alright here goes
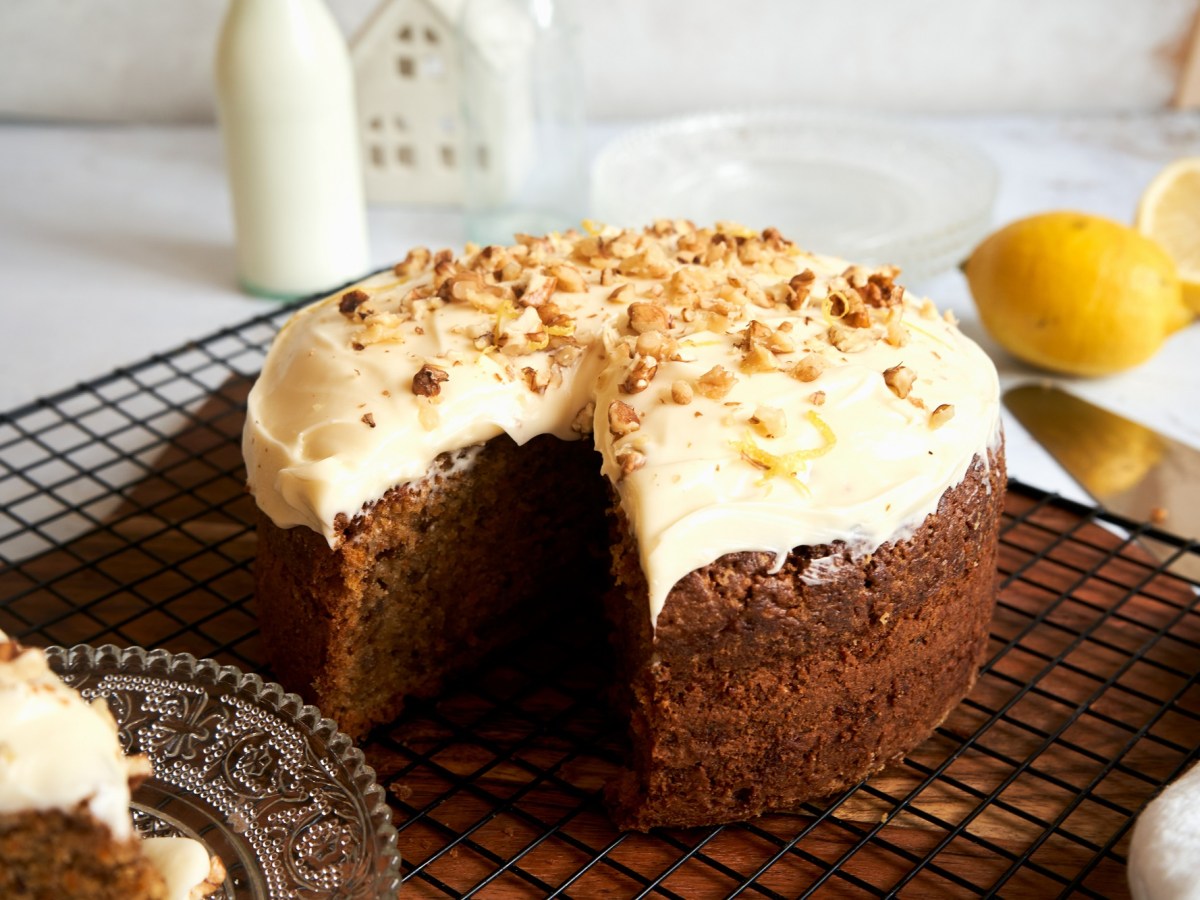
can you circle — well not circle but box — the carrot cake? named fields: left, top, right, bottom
left=0, top=630, right=224, bottom=899
left=244, top=221, right=1005, bottom=829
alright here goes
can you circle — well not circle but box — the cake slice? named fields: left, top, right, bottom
left=0, top=630, right=224, bottom=900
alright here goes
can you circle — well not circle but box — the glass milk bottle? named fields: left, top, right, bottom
left=215, top=0, right=369, bottom=299
left=459, top=0, right=586, bottom=246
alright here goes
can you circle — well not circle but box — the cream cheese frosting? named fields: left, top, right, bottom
left=0, top=629, right=144, bottom=840
left=244, top=222, right=1001, bottom=623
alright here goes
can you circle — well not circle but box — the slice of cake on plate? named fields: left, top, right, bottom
left=0, top=630, right=224, bottom=899
left=245, top=221, right=1005, bottom=829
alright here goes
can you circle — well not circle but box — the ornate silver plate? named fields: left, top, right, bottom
left=46, top=643, right=401, bottom=899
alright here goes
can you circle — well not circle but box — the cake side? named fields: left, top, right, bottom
left=605, top=447, right=1005, bottom=831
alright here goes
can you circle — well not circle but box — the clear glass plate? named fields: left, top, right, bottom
left=591, top=110, right=998, bottom=283
left=45, top=644, right=402, bottom=900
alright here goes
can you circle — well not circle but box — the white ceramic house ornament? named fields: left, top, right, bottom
left=351, top=0, right=468, bottom=205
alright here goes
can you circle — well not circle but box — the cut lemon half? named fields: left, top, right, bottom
left=1136, top=157, right=1200, bottom=315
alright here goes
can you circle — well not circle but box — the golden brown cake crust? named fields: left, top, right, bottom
left=604, top=447, right=1006, bottom=830
left=0, top=806, right=166, bottom=900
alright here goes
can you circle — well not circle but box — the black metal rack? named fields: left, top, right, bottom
left=1, top=301, right=1197, bottom=898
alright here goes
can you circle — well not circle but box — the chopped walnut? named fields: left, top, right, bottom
left=443, top=271, right=511, bottom=312
left=735, top=320, right=772, bottom=351
left=517, top=271, right=558, bottom=307
left=695, top=365, right=736, bottom=399
left=885, top=317, right=909, bottom=347
left=548, top=263, right=587, bottom=293
left=787, top=269, right=816, bottom=309
left=618, top=447, right=647, bottom=477
left=767, top=329, right=796, bottom=354
left=825, top=289, right=871, bottom=329
left=828, top=323, right=875, bottom=353
left=412, top=363, right=449, bottom=397
left=667, top=266, right=713, bottom=306
left=791, top=353, right=826, bottom=382
left=522, top=366, right=550, bottom=395
left=571, top=400, right=595, bottom=435
left=608, top=400, right=641, bottom=436
left=740, top=343, right=779, bottom=373
left=552, top=343, right=582, bottom=367
left=393, top=247, right=432, bottom=278
left=599, top=267, right=615, bottom=287
left=930, top=403, right=955, bottom=429
left=495, top=305, right=546, bottom=355
left=622, top=355, right=659, bottom=394
left=628, top=302, right=671, bottom=334
left=338, top=289, right=370, bottom=317
left=671, top=380, right=694, bottom=404
left=361, top=412, right=376, bottom=428
left=852, top=267, right=904, bottom=308
left=607, top=283, right=635, bottom=304
left=635, top=330, right=669, bottom=359
left=618, top=242, right=671, bottom=279
left=808, top=390, right=826, bottom=406
left=883, top=364, right=915, bottom=399
left=749, top=405, right=786, bottom=439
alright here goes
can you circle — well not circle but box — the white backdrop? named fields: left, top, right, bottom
left=0, top=0, right=1196, bottom=122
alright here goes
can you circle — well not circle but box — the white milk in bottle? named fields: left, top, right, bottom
left=215, top=0, right=369, bottom=299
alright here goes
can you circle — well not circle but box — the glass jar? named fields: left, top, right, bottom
left=458, top=0, right=587, bottom=245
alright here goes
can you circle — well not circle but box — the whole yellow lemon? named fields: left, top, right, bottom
left=964, top=211, right=1191, bottom=376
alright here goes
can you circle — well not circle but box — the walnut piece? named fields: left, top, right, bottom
left=628, top=301, right=671, bottom=334
left=740, top=344, right=779, bottom=373
left=518, top=271, right=558, bottom=308
left=790, top=353, right=826, bottom=383
left=393, top=246, right=432, bottom=278
left=828, top=322, right=875, bottom=353
left=412, top=363, right=449, bottom=397
left=787, top=269, right=816, bottom=309
left=749, top=405, right=786, bottom=439
left=608, top=399, right=641, bottom=436
left=338, top=289, right=370, bottom=317
left=883, top=364, right=915, bottom=399
left=671, top=380, right=694, bottom=404
left=361, top=412, right=376, bottom=428
left=929, top=403, right=955, bottom=429
left=695, top=365, right=736, bottom=400
left=622, top=355, right=659, bottom=394
left=548, top=263, right=587, bottom=293
left=618, top=448, right=646, bottom=477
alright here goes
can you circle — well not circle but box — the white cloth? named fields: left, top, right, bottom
left=1129, top=762, right=1200, bottom=900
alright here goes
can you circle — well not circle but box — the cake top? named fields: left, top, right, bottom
left=244, top=222, right=1001, bottom=622
left=0, top=629, right=146, bottom=839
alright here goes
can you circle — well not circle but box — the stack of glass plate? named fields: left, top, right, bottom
left=591, top=111, right=998, bottom=283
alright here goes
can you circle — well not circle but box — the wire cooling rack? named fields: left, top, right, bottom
left=1, top=301, right=1197, bottom=899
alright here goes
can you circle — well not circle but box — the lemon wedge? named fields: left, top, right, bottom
left=1136, top=157, right=1200, bottom=316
